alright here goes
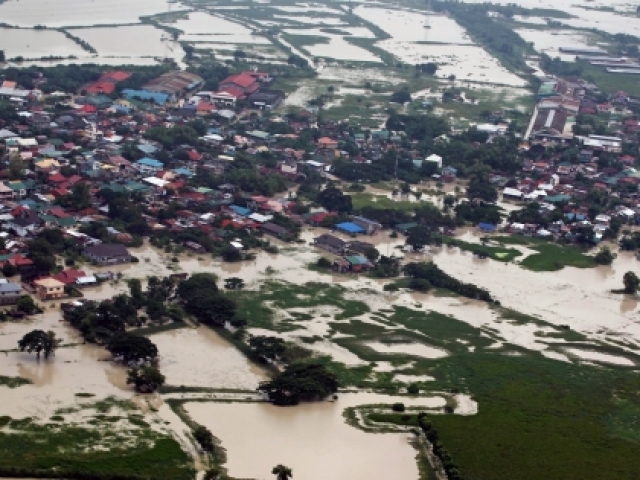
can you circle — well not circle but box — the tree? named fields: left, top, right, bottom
left=177, top=273, right=236, bottom=326
left=127, top=278, right=144, bottom=308
left=594, top=246, right=616, bottom=265
left=623, top=271, right=640, bottom=294
left=221, top=245, right=242, bottom=262
left=258, top=362, right=339, bottom=406
left=204, top=468, right=221, bottom=480
left=2, top=261, right=17, bottom=278
left=317, top=186, right=352, bottom=214
left=363, top=246, right=380, bottom=262
left=406, top=225, right=433, bottom=252
left=249, top=336, right=286, bottom=363
left=106, top=333, right=158, bottom=364
left=224, top=277, right=245, bottom=290
left=272, top=465, right=293, bottom=480
left=18, top=329, right=59, bottom=359
left=16, top=295, right=37, bottom=315
left=127, top=366, right=165, bottom=393
left=390, top=88, right=411, bottom=104
left=193, top=425, right=215, bottom=452
left=8, top=156, right=23, bottom=180
left=0, top=50, right=5, bottom=63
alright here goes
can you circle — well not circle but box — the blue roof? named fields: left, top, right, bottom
left=136, top=157, right=163, bottom=168
left=336, top=222, right=365, bottom=234
left=173, top=168, right=193, bottom=177
left=478, top=223, right=496, bottom=232
left=137, top=144, right=158, bottom=154
left=122, top=89, right=169, bottom=105
left=230, top=205, right=251, bottom=216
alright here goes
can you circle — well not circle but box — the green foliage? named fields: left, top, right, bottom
left=521, top=244, right=597, bottom=271
left=249, top=336, right=286, bottom=363
left=126, top=367, right=165, bottom=393
left=392, top=402, right=405, bottom=412
left=177, top=273, right=236, bottom=326
left=594, top=246, right=616, bottom=265
left=16, top=295, right=37, bottom=314
left=0, top=375, right=32, bottom=388
left=258, top=362, right=339, bottom=406
left=317, top=185, right=353, bottom=213
left=18, top=330, right=59, bottom=359
left=623, top=271, right=640, bottom=294
left=106, top=333, right=158, bottom=364
left=272, top=464, right=293, bottom=480
left=193, top=425, right=215, bottom=452
left=403, top=262, right=494, bottom=302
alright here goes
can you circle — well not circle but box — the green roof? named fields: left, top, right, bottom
left=544, top=194, right=571, bottom=203
left=6, top=182, right=26, bottom=191
left=56, top=217, right=77, bottom=227
left=395, top=222, right=418, bottom=231
left=246, top=130, right=272, bottom=140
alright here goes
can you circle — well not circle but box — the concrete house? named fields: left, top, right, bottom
left=84, top=244, right=131, bottom=265
left=313, top=234, right=346, bottom=255
left=33, top=277, right=65, bottom=300
left=0, top=282, right=23, bottom=305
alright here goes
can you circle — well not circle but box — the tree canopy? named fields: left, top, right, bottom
left=106, top=333, right=158, bottom=364
left=258, top=362, right=339, bottom=406
left=18, top=330, right=59, bottom=359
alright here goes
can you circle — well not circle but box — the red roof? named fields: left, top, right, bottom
left=79, top=104, right=97, bottom=113
left=8, top=254, right=33, bottom=267
left=197, top=102, right=215, bottom=112
left=48, top=173, right=66, bottom=184
left=221, top=72, right=257, bottom=89
left=52, top=269, right=87, bottom=285
left=216, top=86, right=244, bottom=99
left=188, top=150, right=202, bottom=161
left=100, top=71, right=130, bottom=82
left=86, top=82, right=116, bottom=94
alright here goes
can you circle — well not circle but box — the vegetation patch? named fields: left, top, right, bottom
left=0, top=375, right=32, bottom=388
left=520, top=243, right=597, bottom=271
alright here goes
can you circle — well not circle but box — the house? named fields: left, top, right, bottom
left=260, top=222, right=289, bottom=240
left=84, top=244, right=131, bottom=265
left=134, top=157, right=164, bottom=174
left=425, top=154, right=443, bottom=169
left=336, top=222, right=365, bottom=235
left=345, top=240, right=375, bottom=256
left=33, top=277, right=66, bottom=300
left=51, top=269, right=87, bottom=286
left=218, top=72, right=261, bottom=98
left=0, top=282, right=23, bottom=305
left=318, top=137, right=338, bottom=150
left=350, top=216, right=382, bottom=235
left=313, top=234, right=346, bottom=255
left=248, top=89, right=285, bottom=109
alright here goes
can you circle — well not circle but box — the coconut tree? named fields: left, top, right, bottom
left=272, top=465, right=293, bottom=480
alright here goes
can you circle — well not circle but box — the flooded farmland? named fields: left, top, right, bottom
left=185, top=392, right=449, bottom=480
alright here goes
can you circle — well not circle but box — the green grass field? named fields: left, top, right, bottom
left=521, top=243, right=596, bottom=271
left=0, top=397, right=193, bottom=479
left=444, top=237, right=523, bottom=262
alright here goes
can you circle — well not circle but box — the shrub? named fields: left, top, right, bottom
left=392, top=402, right=405, bottom=412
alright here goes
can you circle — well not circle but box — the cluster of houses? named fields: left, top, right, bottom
left=0, top=62, right=638, bottom=309
left=526, top=78, right=638, bottom=145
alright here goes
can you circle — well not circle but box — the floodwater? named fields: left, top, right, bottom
left=366, top=341, right=449, bottom=359
left=152, top=327, right=268, bottom=389
left=71, top=25, right=185, bottom=65
left=0, top=27, right=86, bottom=60
left=564, top=348, right=635, bottom=366
left=0, top=0, right=180, bottom=27
left=516, top=28, right=599, bottom=62
left=283, top=28, right=381, bottom=63
left=185, top=392, right=447, bottom=480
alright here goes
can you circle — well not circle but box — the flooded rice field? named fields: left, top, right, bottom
left=0, top=0, right=181, bottom=27
left=185, top=392, right=449, bottom=480
left=0, top=28, right=87, bottom=59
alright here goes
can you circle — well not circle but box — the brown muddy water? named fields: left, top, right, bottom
left=185, top=392, right=448, bottom=480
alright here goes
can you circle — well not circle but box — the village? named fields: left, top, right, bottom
left=1, top=46, right=640, bottom=480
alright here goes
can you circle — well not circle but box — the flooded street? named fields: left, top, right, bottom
left=185, top=392, right=448, bottom=480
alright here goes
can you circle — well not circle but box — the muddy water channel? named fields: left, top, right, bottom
left=186, top=393, right=447, bottom=480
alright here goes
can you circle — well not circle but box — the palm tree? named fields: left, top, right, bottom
left=272, top=464, right=293, bottom=480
